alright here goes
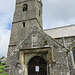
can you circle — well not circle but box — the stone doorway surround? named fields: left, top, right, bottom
left=19, top=46, right=55, bottom=75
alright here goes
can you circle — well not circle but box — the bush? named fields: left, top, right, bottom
left=1, top=63, right=6, bottom=65
left=0, top=66, right=5, bottom=74
left=0, top=66, right=5, bottom=69
left=0, top=66, right=5, bottom=68
left=0, top=69, right=3, bottom=73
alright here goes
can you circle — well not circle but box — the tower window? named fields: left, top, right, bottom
left=23, top=4, right=28, bottom=12
left=23, top=22, right=25, bottom=27
left=39, top=10, right=40, bottom=16
left=72, top=47, right=75, bottom=62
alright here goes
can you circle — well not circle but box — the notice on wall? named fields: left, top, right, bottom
left=19, top=70, right=22, bottom=74
left=35, top=66, right=39, bottom=72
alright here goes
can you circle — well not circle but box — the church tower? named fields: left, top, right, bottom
left=7, top=0, right=43, bottom=56
left=10, top=0, right=42, bottom=45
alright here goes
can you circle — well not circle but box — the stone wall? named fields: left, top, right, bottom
left=55, top=36, right=75, bottom=48
left=55, top=36, right=75, bottom=75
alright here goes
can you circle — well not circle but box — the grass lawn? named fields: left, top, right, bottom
left=0, top=73, right=8, bottom=75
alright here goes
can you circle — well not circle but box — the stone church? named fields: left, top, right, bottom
left=7, top=0, right=75, bottom=75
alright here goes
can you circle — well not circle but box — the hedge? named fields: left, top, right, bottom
left=0, top=66, right=5, bottom=69
left=0, top=69, right=3, bottom=73
left=1, top=63, right=6, bottom=65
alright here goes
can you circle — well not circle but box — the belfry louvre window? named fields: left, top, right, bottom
left=23, top=4, right=28, bottom=12
left=72, top=47, right=75, bottom=62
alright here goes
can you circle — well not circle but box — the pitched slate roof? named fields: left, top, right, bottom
left=44, top=25, right=75, bottom=38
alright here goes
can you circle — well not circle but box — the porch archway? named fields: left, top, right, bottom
left=28, top=56, right=47, bottom=75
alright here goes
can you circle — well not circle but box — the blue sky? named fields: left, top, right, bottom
left=0, top=0, right=75, bottom=57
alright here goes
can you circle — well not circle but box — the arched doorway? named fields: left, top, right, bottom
left=28, top=56, right=47, bottom=75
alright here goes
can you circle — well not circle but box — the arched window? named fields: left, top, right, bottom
left=23, top=4, right=28, bottom=12
left=72, top=47, right=75, bottom=62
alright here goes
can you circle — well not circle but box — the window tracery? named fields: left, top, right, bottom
left=23, top=4, right=28, bottom=12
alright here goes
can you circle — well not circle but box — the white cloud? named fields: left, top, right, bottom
left=42, top=0, right=75, bottom=29
left=0, top=0, right=15, bottom=14
left=0, top=29, right=10, bottom=57
left=0, top=0, right=15, bottom=57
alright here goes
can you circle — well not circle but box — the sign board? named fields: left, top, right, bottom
left=19, top=70, right=22, bottom=74
left=35, top=66, right=39, bottom=72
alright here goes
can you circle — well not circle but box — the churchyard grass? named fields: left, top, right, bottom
left=0, top=73, right=8, bottom=75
